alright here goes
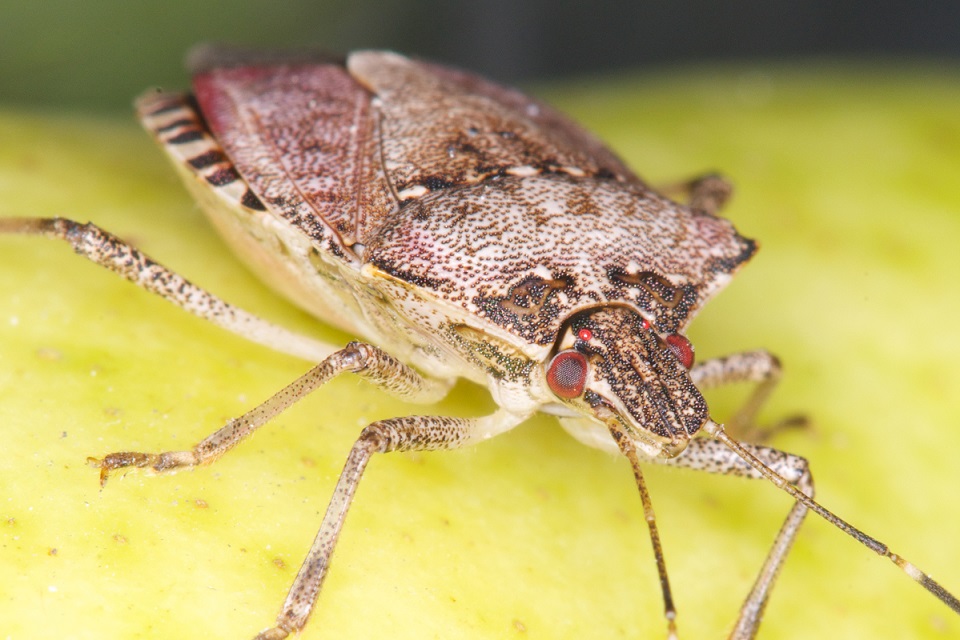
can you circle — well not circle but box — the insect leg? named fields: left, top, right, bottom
left=690, top=350, right=802, bottom=442
left=254, top=409, right=530, bottom=640
left=90, top=342, right=453, bottom=485
left=0, top=216, right=334, bottom=361
left=704, top=423, right=960, bottom=634
left=658, top=173, right=733, bottom=216
left=646, top=437, right=810, bottom=639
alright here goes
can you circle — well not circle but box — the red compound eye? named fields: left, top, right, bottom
left=546, top=350, right=588, bottom=399
left=665, top=333, right=695, bottom=369
left=577, top=328, right=593, bottom=342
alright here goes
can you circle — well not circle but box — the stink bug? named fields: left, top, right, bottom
left=1, top=46, right=958, bottom=639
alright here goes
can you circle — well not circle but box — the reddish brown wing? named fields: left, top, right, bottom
left=347, top=51, right=641, bottom=197
left=191, top=48, right=645, bottom=258
left=188, top=47, right=754, bottom=341
left=192, top=56, right=392, bottom=255
left=414, top=58, right=641, bottom=184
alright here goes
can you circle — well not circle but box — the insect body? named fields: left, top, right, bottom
left=2, top=47, right=958, bottom=639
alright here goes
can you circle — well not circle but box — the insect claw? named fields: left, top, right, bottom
left=85, top=456, right=110, bottom=487
left=253, top=626, right=290, bottom=640
left=98, top=466, right=110, bottom=488
left=87, top=451, right=160, bottom=487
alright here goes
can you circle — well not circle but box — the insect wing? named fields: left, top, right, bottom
left=347, top=51, right=636, bottom=197
left=414, top=59, right=641, bottom=184
left=192, top=55, right=392, bottom=254
left=188, top=48, right=756, bottom=343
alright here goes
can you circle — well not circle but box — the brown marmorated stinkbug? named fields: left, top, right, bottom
left=1, top=46, right=958, bottom=639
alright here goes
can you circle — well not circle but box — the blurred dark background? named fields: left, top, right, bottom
left=2, top=0, right=959, bottom=111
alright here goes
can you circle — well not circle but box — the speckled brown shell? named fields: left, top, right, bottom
left=189, top=48, right=755, bottom=347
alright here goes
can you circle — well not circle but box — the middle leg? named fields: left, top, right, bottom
left=91, top=341, right=454, bottom=484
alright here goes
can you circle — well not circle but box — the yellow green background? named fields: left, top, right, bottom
left=1, top=63, right=958, bottom=639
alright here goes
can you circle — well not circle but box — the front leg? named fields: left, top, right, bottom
left=562, top=350, right=797, bottom=638
left=647, top=438, right=811, bottom=639
left=701, top=422, right=960, bottom=636
left=255, top=409, right=529, bottom=640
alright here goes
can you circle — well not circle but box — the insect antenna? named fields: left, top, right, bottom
left=612, top=427, right=680, bottom=640
left=703, top=420, right=960, bottom=614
